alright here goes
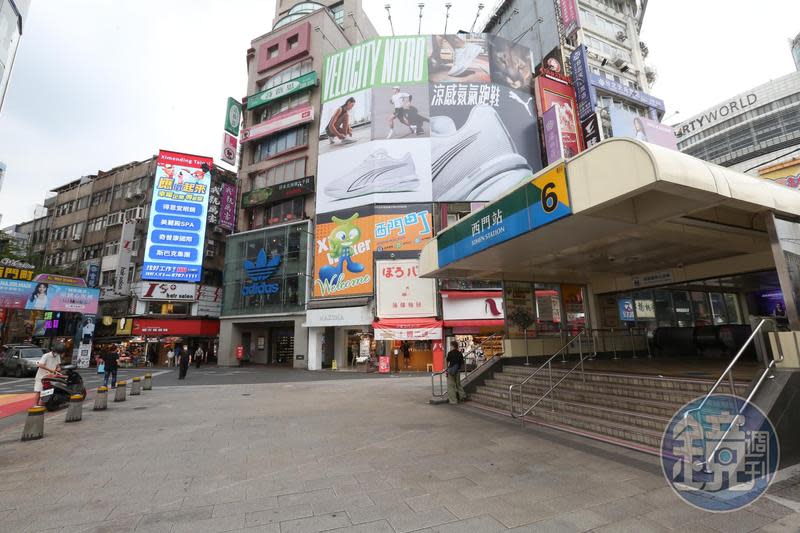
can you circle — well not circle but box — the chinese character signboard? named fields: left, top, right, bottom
left=208, top=182, right=222, bottom=227
left=0, top=279, right=99, bottom=314
left=437, top=164, right=571, bottom=267
left=315, top=34, right=542, bottom=215
left=559, top=0, right=581, bottom=38
left=142, top=150, right=213, bottom=282
left=219, top=183, right=237, bottom=230
left=569, top=45, right=596, bottom=120
left=374, top=204, right=433, bottom=254
left=0, top=258, right=35, bottom=281
left=376, top=259, right=436, bottom=318
left=224, top=97, right=242, bottom=136
left=247, top=71, right=318, bottom=110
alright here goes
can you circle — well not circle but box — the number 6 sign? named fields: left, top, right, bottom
left=532, top=164, right=571, bottom=228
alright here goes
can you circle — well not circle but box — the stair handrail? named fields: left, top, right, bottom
left=431, top=333, right=504, bottom=399
left=509, top=329, right=585, bottom=418
left=516, top=349, right=590, bottom=427
left=680, top=318, right=780, bottom=472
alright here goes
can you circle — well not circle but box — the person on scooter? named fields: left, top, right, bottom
left=34, top=341, right=64, bottom=406
left=101, top=345, right=120, bottom=388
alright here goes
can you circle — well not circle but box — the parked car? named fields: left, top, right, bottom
left=0, top=344, right=45, bottom=377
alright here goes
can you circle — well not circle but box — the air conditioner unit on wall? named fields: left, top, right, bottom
left=616, top=31, right=627, bottom=42
left=612, top=57, right=625, bottom=68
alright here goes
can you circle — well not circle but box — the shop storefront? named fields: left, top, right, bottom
left=372, top=318, right=443, bottom=372
left=131, top=318, right=220, bottom=365
left=305, top=303, right=373, bottom=370
left=441, top=290, right=505, bottom=363
left=217, top=221, right=311, bottom=367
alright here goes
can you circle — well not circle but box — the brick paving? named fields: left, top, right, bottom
left=0, top=375, right=797, bottom=532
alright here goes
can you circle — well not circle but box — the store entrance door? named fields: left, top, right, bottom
left=270, top=327, right=294, bottom=366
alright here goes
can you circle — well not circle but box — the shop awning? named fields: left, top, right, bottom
left=443, top=319, right=505, bottom=328
left=372, top=318, right=443, bottom=340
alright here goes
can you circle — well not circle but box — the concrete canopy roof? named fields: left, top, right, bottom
left=420, top=139, right=800, bottom=294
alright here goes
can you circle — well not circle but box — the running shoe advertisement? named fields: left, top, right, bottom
left=315, top=33, right=543, bottom=215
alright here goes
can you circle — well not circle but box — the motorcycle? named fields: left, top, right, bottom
left=40, top=365, right=86, bottom=411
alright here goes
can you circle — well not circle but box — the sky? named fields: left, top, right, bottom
left=0, top=0, right=798, bottom=227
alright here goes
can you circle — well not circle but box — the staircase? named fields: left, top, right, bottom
left=468, top=363, right=751, bottom=454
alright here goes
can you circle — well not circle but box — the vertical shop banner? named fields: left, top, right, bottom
left=142, top=150, right=213, bottom=282
left=221, top=132, right=238, bottom=166
left=313, top=206, right=375, bottom=298
left=315, top=34, right=542, bottom=215
left=570, top=45, right=596, bottom=120
left=559, top=0, right=581, bottom=37
left=376, top=259, right=437, bottom=318
left=535, top=75, right=582, bottom=158
left=224, top=97, right=242, bottom=136
left=208, top=183, right=222, bottom=227
left=219, top=183, right=237, bottom=230
left=543, top=106, right=564, bottom=164
left=581, top=112, right=603, bottom=149
left=85, top=261, right=101, bottom=288
left=114, top=219, right=136, bottom=296
left=608, top=107, right=677, bottom=150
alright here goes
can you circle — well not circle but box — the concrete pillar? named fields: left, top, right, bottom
left=131, top=377, right=141, bottom=395
left=94, top=386, right=108, bottom=410
left=115, top=381, right=127, bottom=402
left=21, top=406, right=46, bottom=441
left=65, top=394, right=83, bottom=422
left=293, top=316, right=309, bottom=369
left=334, top=326, right=346, bottom=369
left=307, top=327, right=323, bottom=370
left=217, top=319, right=237, bottom=367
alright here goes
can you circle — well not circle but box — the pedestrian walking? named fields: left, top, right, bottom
left=401, top=341, right=411, bottom=369
left=178, top=343, right=190, bottom=380
left=194, top=345, right=204, bottom=369
left=446, top=341, right=466, bottom=405
left=33, top=341, right=64, bottom=406
left=167, top=348, right=175, bottom=368
left=101, top=346, right=120, bottom=388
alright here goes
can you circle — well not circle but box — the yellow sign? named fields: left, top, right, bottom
left=759, top=160, right=800, bottom=189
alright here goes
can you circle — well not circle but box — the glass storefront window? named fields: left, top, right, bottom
left=691, top=292, right=712, bottom=326
left=709, top=292, right=728, bottom=324
left=222, top=221, right=310, bottom=316
left=654, top=290, right=675, bottom=327
left=724, top=293, right=742, bottom=324
left=535, top=283, right=562, bottom=335
left=672, top=291, right=693, bottom=327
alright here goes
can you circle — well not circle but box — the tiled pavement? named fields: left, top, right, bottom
left=0, top=376, right=797, bottom=532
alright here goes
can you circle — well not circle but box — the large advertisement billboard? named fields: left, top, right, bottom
left=376, top=259, right=437, bottom=318
left=142, top=150, right=213, bottom=282
left=608, top=107, right=677, bottom=150
left=0, top=279, right=99, bottom=314
left=316, top=34, right=542, bottom=213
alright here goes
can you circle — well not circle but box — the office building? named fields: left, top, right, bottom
left=0, top=0, right=30, bottom=112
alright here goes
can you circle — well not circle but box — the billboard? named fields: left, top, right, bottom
left=376, top=259, right=437, bottom=318
left=114, top=218, right=135, bottom=296
left=609, top=107, right=677, bottom=150
left=559, top=0, right=581, bottom=38
left=134, top=281, right=197, bottom=301
left=315, top=34, right=542, bottom=214
left=0, top=279, right=99, bottom=314
left=569, top=45, right=596, bottom=120
left=535, top=73, right=582, bottom=158
left=374, top=203, right=433, bottom=254
left=142, top=150, right=213, bottom=282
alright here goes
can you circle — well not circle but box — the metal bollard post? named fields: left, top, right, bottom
left=65, top=394, right=83, bottom=422
left=21, top=406, right=46, bottom=441
left=114, top=380, right=127, bottom=402
left=131, top=377, right=141, bottom=396
left=94, top=386, right=108, bottom=411
left=143, top=373, right=152, bottom=390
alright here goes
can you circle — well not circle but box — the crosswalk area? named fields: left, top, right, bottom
left=0, top=368, right=165, bottom=394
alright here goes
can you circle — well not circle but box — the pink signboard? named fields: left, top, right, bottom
left=220, top=183, right=237, bottom=231
left=543, top=106, right=564, bottom=164
left=241, top=104, right=314, bottom=143
left=0, top=279, right=99, bottom=314
left=559, top=0, right=580, bottom=37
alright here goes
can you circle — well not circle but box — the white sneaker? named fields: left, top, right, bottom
left=448, top=43, right=482, bottom=76
left=386, top=129, right=394, bottom=139
left=431, top=105, right=531, bottom=201
left=325, top=149, right=419, bottom=199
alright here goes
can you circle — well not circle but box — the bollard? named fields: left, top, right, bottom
left=114, top=380, right=127, bottom=402
left=94, top=386, right=108, bottom=411
left=131, top=377, right=141, bottom=396
left=143, top=373, right=152, bottom=390
left=21, top=406, right=46, bottom=441
left=65, top=394, right=83, bottom=422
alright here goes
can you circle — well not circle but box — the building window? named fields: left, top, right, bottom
left=267, top=44, right=279, bottom=58
left=76, top=196, right=90, bottom=210
left=103, top=241, right=119, bottom=257
left=82, top=244, right=102, bottom=261
left=106, top=211, right=123, bottom=226
left=258, top=59, right=313, bottom=92
left=254, top=125, right=309, bottom=163
left=101, top=270, right=115, bottom=287
left=258, top=91, right=310, bottom=123
left=266, top=197, right=305, bottom=226
left=146, top=301, right=190, bottom=315
left=287, top=35, right=299, bottom=50
left=250, top=158, right=306, bottom=190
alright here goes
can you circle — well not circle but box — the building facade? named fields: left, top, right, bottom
left=675, top=71, right=800, bottom=178
left=0, top=0, right=29, bottom=113
left=792, top=31, right=800, bottom=72
left=9, top=156, right=236, bottom=362
left=218, top=0, right=378, bottom=367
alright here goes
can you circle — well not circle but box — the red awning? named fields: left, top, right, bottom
left=131, top=318, right=220, bottom=337
left=441, top=291, right=502, bottom=299
left=443, top=319, right=505, bottom=328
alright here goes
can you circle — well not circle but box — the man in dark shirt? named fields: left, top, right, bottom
left=445, top=341, right=466, bottom=404
left=101, top=346, right=120, bottom=388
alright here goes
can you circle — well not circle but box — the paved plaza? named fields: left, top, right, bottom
left=0, top=371, right=798, bottom=532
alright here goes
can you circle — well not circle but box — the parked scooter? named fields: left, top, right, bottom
left=40, top=365, right=86, bottom=411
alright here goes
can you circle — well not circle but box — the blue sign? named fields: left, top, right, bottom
left=86, top=263, right=100, bottom=288
left=618, top=298, right=634, bottom=322
left=661, top=394, right=779, bottom=511
left=141, top=151, right=214, bottom=282
left=590, top=73, right=666, bottom=113
left=570, top=46, right=597, bottom=120
left=242, top=249, right=281, bottom=296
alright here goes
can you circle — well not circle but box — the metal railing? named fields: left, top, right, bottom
left=586, top=327, right=651, bottom=360
left=431, top=334, right=504, bottom=399
left=509, top=330, right=586, bottom=423
left=682, top=319, right=783, bottom=473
